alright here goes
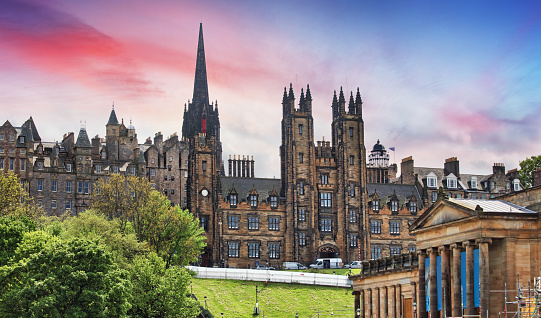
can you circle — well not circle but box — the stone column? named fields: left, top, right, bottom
left=418, top=251, right=427, bottom=318
left=354, top=291, right=361, bottom=318
left=384, top=287, right=388, bottom=318
left=369, top=288, right=373, bottom=318
left=361, top=290, right=365, bottom=318
left=439, top=245, right=451, bottom=317
left=391, top=285, right=397, bottom=318
left=397, top=284, right=402, bottom=318
left=477, top=238, right=492, bottom=318
left=427, top=248, right=438, bottom=317
left=463, top=241, right=475, bottom=315
left=376, top=287, right=381, bottom=317
left=450, top=243, right=462, bottom=317
left=411, top=282, right=417, bottom=318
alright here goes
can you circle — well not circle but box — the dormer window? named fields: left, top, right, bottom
left=447, top=173, right=457, bottom=189
left=513, top=179, right=520, bottom=191
left=250, top=195, right=258, bottom=207
left=66, top=163, right=72, bottom=172
left=390, top=200, right=399, bottom=214
left=409, top=200, right=417, bottom=213
left=101, top=152, right=106, bottom=159
left=230, top=194, right=237, bottom=206
left=471, top=177, right=477, bottom=189
left=427, top=173, right=437, bottom=188
left=372, top=200, right=379, bottom=212
left=270, top=196, right=278, bottom=208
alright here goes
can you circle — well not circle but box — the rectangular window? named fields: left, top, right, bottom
left=170, top=189, right=175, bottom=195
left=228, top=242, right=239, bottom=258
left=298, top=124, right=303, bottom=135
left=372, top=200, right=379, bottom=212
left=471, top=177, right=477, bottom=189
left=169, top=156, right=173, bottom=162
left=200, top=216, right=209, bottom=231
left=10, top=134, right=14, bottom=142
left=66, top=200, right=71, bottom=210
left=21, top=149, right=25, bottom=155
left=350, top=155, right=354, bottom=165
left=390, top=246, right=401, bottom=256
left=350, top=234, right=357, bottom=247
left=9, top=158, right=14, bottom=170
left=390, top=221, right=400, bottom=235
left=299, top=232, right=306, bottom=246
left=37, top=161, right=43, bottom=170
left=432, top=191, right=437, bottom=202
left=113, top=166, right=118, bottom=174
left=471, top=193, right=477, bottom=199
left=150, top=168, right=156, bottom=176
left=230, top=194, right=237, bottom=206
left=66, top=163, right=72, bottom=172
left=249, top=195, right=258, bottom=207
left=370, top=220, right=381, bottom=234
left=51, top=180, right=57, bottom=192
left=269, top=217, right=279, bottom=231
left=248, top=242, right=260, bottom=258
left=298, top=208, right=306, bottom=222
left=409, top=246, right=417, bottom=253
left=270, top=196, right=278, bottom=208
left=456, top=193, right=462, bottom=198
left=320, top=218, right=332, bottom=232
left=66, top=181, right=72, bottom=193
left=350, top=184, right=355, bottom=197
left=349, top=127, right=354, bottom=137
left=0, top=134, right=3, bottom=140
left=321, top=174, right=329, bottom=185
left=96, top=165, right=102, bottom=173
left=78, top=181, right=83, bottom=194
left=349, top=210, right=357, bottom=223
left=21, top=160, right=25, bottom=171
left=299, top=182, right=304, bottom=195
left=228, top=215, right=239, bottom=229
left=0, top=157, right=4, bottom=170
left=448, top=178, right=457, bottom=188
left=37, top=179, right=43, bottom=191
left=391, top=201, right=398, bottom=213
left=202, top=161, right=207, bottom=172
left=319, top=192, right=332, bottom=208
left=269, top=243, right=280, bottom=259
left=51, top=200, right=57, bottom=209
left=130, top=167, right=136, bottom=176
left=164, top=176, right=168, bottom=181
left=299, top=153, right=303, bottom=163
left=37, top=199, right=43, bottom=207
left=409, top=201, right=417, bottom=213
left=84, top=182, right=90, bottom=194
left=427, top=177, right=436, bottom=188
left=371, top=246, right=381, bottom=259
left=20, top=180, right=25, bottom=190
left=248, top=216, right=259, bottom=230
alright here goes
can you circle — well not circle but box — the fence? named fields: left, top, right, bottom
left=187, top=266, right=353, bottom=288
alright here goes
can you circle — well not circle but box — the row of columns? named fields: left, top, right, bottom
left=417, top=238, right=492, bottom=318
left=354, top=284, right=408, bottom=318
left=227, top=155, right=255, bottom=178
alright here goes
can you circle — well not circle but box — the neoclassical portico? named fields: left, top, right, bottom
left=352, top=198, right=540, bottom=318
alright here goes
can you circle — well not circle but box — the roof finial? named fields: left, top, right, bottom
left=112, top=101, right=114, bottom=110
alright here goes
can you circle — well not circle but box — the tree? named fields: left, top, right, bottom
left=91, top=174, right=153, bottom=232
left=128, top=253, right=199, bottom=318
left=519, top=155, right=541, bottom=188
left=135, top=191, right=206, bottom=267
left=0, top=238, right=132, bottom=318
left=0, top=216, right=37, bottom=266
left=0, top=170, right=43, bottom=219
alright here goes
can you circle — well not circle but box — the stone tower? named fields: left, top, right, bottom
left=182, top=23, right=223, bottom=266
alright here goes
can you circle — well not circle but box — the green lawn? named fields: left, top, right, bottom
left=191, top=278, right=355, bottom=318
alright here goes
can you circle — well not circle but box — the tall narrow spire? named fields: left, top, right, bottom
left=192, top=23, right=210, bottom=109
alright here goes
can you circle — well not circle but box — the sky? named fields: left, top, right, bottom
left=1, top=0, right=541, bottom=178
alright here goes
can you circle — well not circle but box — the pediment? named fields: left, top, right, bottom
left=424, top=205, right=472, bottom=227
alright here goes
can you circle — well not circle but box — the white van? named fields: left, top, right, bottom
left=283, top=262, right=307, bottom=270
left=309, top=258, right=343, bottom=269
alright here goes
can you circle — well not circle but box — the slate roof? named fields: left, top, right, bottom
left=107, top=108, right=119, bottom=125
left=367, top=183, right=423, bottom=208
left=220, top=176, right=281, bottom=202
left=75, top=128, right=92, bottom=148
left=414, top=167, right=488, bottom=192
left=449, top=198, right=536, bottom=214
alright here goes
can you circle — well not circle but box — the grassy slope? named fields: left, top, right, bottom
left=191, top=278, right=355, bottom=318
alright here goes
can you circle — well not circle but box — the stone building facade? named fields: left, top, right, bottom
left=352, top=198, right=541, bottom=318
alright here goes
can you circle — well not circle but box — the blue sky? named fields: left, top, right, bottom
left=1, top=0, right=540, bottom=177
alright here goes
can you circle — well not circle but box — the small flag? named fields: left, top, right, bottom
left=389, top=147, right=395, bottom=151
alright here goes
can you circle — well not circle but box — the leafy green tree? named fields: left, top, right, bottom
left=136, top=191, right=206, bottom=267
left=128, top=253, right=199, bottom=318
left=91, top=174, right=152, bottom=232
left=60, top=209, right=149, bottom=269
left=0, top=238, right=132, bottom=318
left=0, top=216, right=36, bottom=266
left=519, top=155, right=541, bottom=188
left=0, top=170, right=43, bottom=219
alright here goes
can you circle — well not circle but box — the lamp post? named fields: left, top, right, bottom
left=204, top=296, right=207, bottom=310
left=253, top=285, right=260, bottom=315
left=356, top=308, right=361, bottom=318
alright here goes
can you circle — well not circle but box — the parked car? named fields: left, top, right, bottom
left=344, top=261, right=363, bottom=269
left=255, top=265, right=275, bottom=270
left=283, top=262, right=308, bottom=270
left=309, top=258, right=343, bottom=269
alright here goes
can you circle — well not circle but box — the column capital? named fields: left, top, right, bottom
left=462, top=240, right=475, bottom=248
left=417, top=249, right=427, bottom=257
left=450, top=243, right=461, bottom=250
left=475, top=238, right=492, bottom=245
left=438, top=245, right=449, bottom=253
left=426, top=247, right=436, bottom=254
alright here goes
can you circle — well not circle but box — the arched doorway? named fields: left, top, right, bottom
left=318, top=245, right=340, bottom=259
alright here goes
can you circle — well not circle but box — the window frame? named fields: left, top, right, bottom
left=370, top=220, right=381, bottom=234
left=268, top=243, right=280, bottom=259
left=268, top=216, right=279, bottom=231
left=228, top=215, right=239, bottom=230
left=248, top=242, right=260, bottom=258
left=320, top=218, right=332, bottom=232
left=228, top=242, right=239, bottom=258
left=390, top=220, right=400, bottom=235
left=298, top=208, right=306, bottom=222
left=248, top=216, right=259, bottom=230
left=349, top=210, right=357, bottom=223
left=319, top=192, right=332, bottom=208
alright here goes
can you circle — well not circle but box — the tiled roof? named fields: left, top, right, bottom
left=367, top=183, right=423, bottom=207
left=414, top=167, right=489, bottom=192
left=75, top=128, right=92, bottom=148
left=220, top=176, right=281, bottom=202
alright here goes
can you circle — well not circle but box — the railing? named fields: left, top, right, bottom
left=187, top=266, right=353, bottom=288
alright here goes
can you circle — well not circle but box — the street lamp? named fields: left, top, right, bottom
left=253, top=285, right=260, bottom=315
left=204, top=296, right=207, bottom=310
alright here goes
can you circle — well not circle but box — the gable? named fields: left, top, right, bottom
left=423, top=204, right=472, bottom=228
